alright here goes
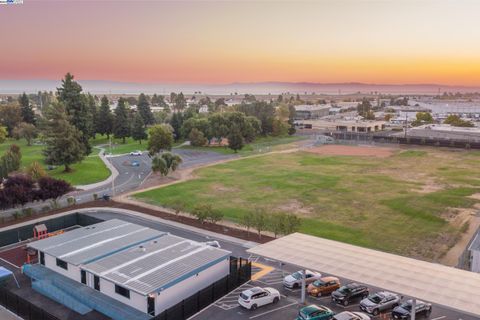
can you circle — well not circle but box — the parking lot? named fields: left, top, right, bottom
left=191, top=258, right=477, bottom=320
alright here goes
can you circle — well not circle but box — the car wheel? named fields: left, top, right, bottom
left=293, top=283, right=299, bottom=289
left=372, top=309, right=379, bottom=316
left=273, top=297, right=279, bottom=304
left=343, top=300, right=349, bottom=306
left=251, top=304, right=257, bottom=310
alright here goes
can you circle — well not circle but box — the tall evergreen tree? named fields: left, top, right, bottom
left=113, top=98, right=130, bottom=143
left=131, top=112, right=148, bottom=144
left=87, top=94, right=98, bottom=138
left=97, top=96, right=113, bottom=138
left=137, top=93, right=155, bottom=125
left=18, top=93, right=35, bottom=125
left=42, top=103, right=85, bottom=172
left=56, top=73, right=92, bottom=154
left=169, top=112, right=184, bottom=141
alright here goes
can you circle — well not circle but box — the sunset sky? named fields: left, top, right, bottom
left=1, top=0, right=480, bottom=86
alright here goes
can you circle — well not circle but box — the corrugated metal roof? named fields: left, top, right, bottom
left=468, top=232, right=480, bottom=252
left=28, top=219, right=165, bottom=265
left=248, top=232, right=480, bottom=317
left=83, top=233, right=230, bottom=295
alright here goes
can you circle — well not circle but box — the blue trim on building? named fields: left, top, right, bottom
left=156, top=254, right=230, bottom=293
left=81, top=233, right=167, bottom=265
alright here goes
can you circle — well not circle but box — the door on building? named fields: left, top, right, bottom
left=39, top=252, right=45, bottom=265
left=147, top=295, right=155, bottom=315
left=81, top=270, right=86, bottom=285
left=94, top=275, right=100, bottom=291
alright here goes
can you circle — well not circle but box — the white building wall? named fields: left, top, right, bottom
left=472, top=250, right=480, bottom=273
left=44, top=253, right=81, bottom=282
left=98, top=277, right=147, bottom=313
left=154, top=257, right=229, bottom=314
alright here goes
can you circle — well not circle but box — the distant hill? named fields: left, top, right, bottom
left=1, top=79, right=479, bottom=95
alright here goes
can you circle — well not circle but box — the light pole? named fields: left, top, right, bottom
left=301, top=269, right=306, bottom=304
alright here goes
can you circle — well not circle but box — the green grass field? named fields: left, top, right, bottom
left=134, top=147, right=480, bottom=260
left=0, top=139, right=110, bottom=186
left=91, top=135, right=148, bottom=155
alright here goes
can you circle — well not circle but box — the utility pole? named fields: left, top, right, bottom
left=301, top=269, right=306, bottom=304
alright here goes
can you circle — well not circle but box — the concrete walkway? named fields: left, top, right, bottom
left=75, top=146, right=119, bottom=191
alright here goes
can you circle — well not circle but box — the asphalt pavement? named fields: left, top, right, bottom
left=81, top=209, right=479, bottom=320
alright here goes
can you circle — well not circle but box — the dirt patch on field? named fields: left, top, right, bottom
left=211, top=183, right=239, bottom=193
left=412, top=178, right=445, bottom=194
left=469, top=193, right=480, bottom=200
left=306, top=145, right=393, bottom=158
left=276, top=199, right=314, bottom=217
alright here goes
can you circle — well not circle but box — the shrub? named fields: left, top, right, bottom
left=189, top=128, right=207, bottom=147
left=192, top=204, right=212, bottom=224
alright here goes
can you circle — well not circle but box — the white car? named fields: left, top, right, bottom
left=238, top=287, right=280, bottom=310
left=283, top=270, right=322, bottom=289
left=333, top=311, right=371, bottom=320
left=129, top=150, right=143, bottom=156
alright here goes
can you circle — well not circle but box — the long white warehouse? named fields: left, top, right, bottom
left=27, top=219, right=231, bottom=316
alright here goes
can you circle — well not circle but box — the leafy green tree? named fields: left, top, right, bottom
left=189, top=128, right=207, bottom=147
left=174, top=92, right=187, bottom=111
left=148, top=124, right=173, bottom=155
left=57, top=73, right=92, bottom=154
left=288, top=105, right=296, bottom=135
left=207, top=207, right=224, bottom=224
left=170, top=112, right=184, bottom=141
left=113, top=98, right=131, bottom=143
left=18, top=93, right=36, bottom=125
left=253, top=208, right=268, bottom=238
left=227, top=125, right=244, bottom=153
left=0, top=144, right=22, bottom=179
left=283, top=213, right=302, bottom=234
left=42, top=103, right=85, bottom=172
left=151, top=155, right=169, bottom=176
left=137, top=93, right=155, bottom=125
left=444, top=115, right=474, bottom=127
left=0, top=126, right=7, bottom=144
left=97, top=96, right=113, bottom=138
left=357, top=99, right=372, bottom=118
left=87, top=94, right=98, bottom=138
left=12, top=122, right=38, bottom=146
left=268, top=212, right=287, bottom=238
left=131, top=112, right=148, bottom=144
left=192, top=204, right=210, bottom=224
left=236, top=101, right=275, bottom=135
left=411, top=112, right=434, bottom=127
left=181, top=117, right=210, bottom=140
left=239, top=211, right=255, bottom=234
left=0, top=103, right=22, bottom=136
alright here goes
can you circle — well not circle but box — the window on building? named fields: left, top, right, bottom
left=56, top=258, right=68, bottom=270
left=81, top=270, right=86, bottom=285
left=39, top=252, right=45, bottom=265
left=115, top=285, right=130, bottom=299
left=94, top=275, right=100, bottom=291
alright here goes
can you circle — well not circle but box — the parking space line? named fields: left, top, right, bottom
left=431, top=317, right=446, bottom=320
left=248, top=302, right=298, bottom=319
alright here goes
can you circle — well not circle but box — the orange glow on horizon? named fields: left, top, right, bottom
left=1, top=1, right=480, bottom=87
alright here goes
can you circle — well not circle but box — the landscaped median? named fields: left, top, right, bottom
left=132, top=145, right=480, bottom=261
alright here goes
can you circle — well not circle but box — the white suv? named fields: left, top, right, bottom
left=238, top=287, right=280, bottom=310
left=129, top=150, right=143, bottom=156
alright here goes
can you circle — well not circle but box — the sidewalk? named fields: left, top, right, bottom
left=75, top=146, right=119, bottom=191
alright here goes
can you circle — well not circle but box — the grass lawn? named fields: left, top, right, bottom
left=91, top=135, right=147, bottom=155
left=178, top=135, right=306, bottom=156
left=134, top=147, right=480, bottom=260
left=0, top=139, right=110, bottom=186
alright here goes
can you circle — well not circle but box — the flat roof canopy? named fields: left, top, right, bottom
left=248, top=233, right=480, bottom=317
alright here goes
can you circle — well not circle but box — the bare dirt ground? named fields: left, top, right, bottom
left=306, top=145, right=394, bottom=158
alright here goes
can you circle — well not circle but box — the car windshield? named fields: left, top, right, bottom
left=240, top=293, right=249, bottom=300
left=400, top=302, right=412, bottom=311
left=313, top=280, right=325, bottom=287
left=368, top=294, right=382, bottom=303
left=338, top=286, right=351, bottom=294
left=291, top=272, right=302, bottom=280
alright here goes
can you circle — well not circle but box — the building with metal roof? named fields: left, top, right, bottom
left=27, top=219, right=231, bottom=317
left=248, top=232, right=480, bottom=318
left=468, top=231, right=480, bottom=273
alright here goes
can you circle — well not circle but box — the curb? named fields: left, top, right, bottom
left=75, top=147, right=119, bottom=190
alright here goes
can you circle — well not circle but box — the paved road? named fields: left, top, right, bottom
left=83, top=209, right=478, bottom=320
left=0, top=149, right=236, bottom=217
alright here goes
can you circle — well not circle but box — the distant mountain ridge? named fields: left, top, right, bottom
left=1, top=79, right=479, bottom=95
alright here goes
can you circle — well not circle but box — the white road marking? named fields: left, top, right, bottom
left=431, top=317, right=446, bottom=320
left=248, top=302, right=298, bottom=319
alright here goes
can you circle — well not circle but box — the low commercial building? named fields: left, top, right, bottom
left=407, top=124, right=480, bottom=142
left=298, top=119, right=386, bottom=132
left=27, top=219, right=231, bottom=317
left=294, top=104, right=331, bottom=119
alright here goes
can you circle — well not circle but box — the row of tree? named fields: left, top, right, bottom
left=238, top=210, right=302, bottom=238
